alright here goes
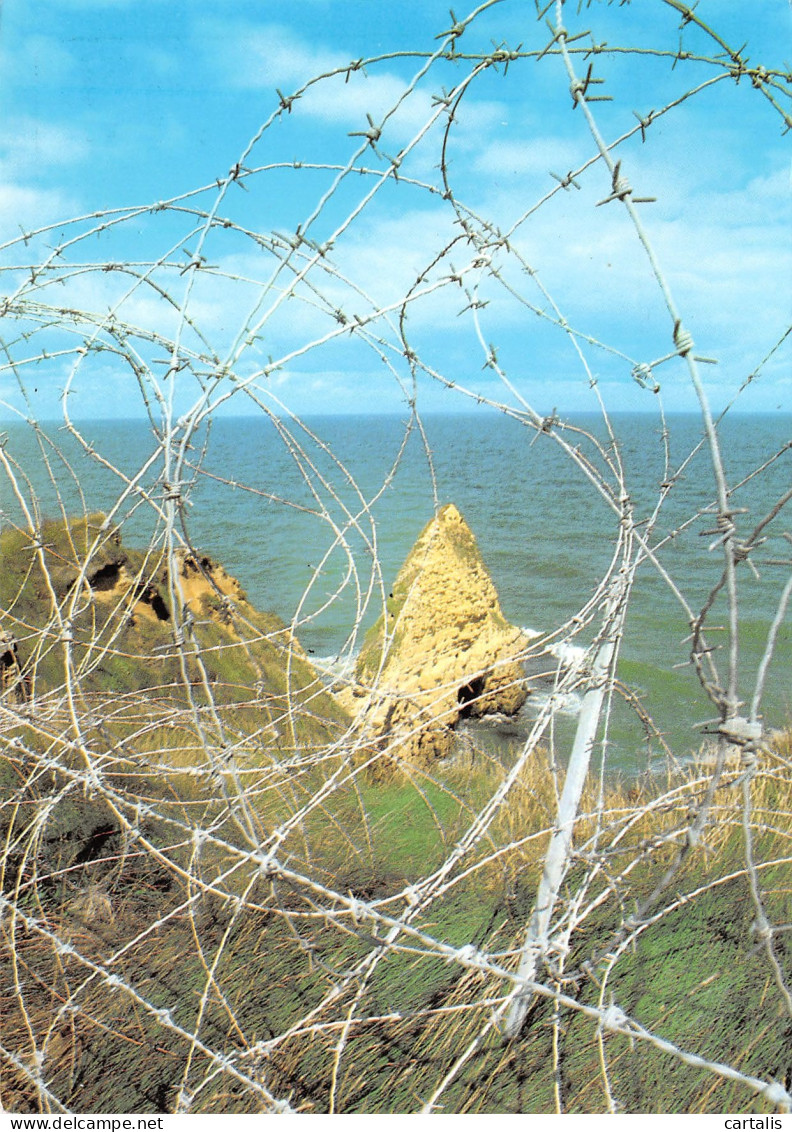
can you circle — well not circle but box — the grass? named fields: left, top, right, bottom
left=1, top=740, right=791, bottom=1113
left=2, top=517, right=791, bottom=1114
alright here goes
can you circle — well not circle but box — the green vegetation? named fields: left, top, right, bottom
left=0, top=515, right=347, bottom=736
left=2, top=742, right=790, bottom=1113
left=1, top=519, right=790, bottom=1114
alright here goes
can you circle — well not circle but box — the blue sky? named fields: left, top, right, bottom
left=0, top=0, right=789, bottom=420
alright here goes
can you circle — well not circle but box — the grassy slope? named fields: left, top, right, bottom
left=2, top=745, right=790, bottom=1114
left=1, top=519, right=790, bottom=1113
left=0, top=514, right=347, bottom=732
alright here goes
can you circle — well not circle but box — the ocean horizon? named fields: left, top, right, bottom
left=2, top=409, right=790, bottom=770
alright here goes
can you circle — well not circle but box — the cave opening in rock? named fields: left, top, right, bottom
left=134, top=584, right=171, bottom=621
left=89, top=563, right=121, bottom=592
left=457, top=676, right=486, bottom=719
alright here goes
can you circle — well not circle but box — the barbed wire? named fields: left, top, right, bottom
left=1, top=0, right=790, bottom=1115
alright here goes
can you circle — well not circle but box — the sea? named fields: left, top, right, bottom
left=2, top=411, right=790, bottom=773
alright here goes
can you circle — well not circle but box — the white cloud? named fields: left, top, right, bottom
left=0, top=183, right=80, bottom=244
left=9, top=149, right=784, bottom=424
left=0, top=118, right=89, bottom=178
left=472, top=137, right=586, bottom=181
left=462, top=138, right=791, bottom=374
left=202, top=18, right=506, bottom=150
left=1, top=12, right=786, bottom=424
left=204, top=21, right=344, bottom=91
left=0, top=33, right=75, bottom=87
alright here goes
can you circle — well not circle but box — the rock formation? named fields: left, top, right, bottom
left=345, top=503, right=530, bottom=764
left=88, top=544, right=248, bottom=629
left=0, top=516, right=348, bottom=749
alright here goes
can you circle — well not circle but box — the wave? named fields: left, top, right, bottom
left=528, top=688, right=584, bottom=718
left=521, top=626, right=587, bottom=671
left=312, top=651, right=358, bottom=684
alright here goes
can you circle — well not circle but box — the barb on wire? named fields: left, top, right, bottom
left=1, top=0, right=790, bottom=1116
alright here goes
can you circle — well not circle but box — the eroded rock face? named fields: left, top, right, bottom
left=0, top=517, right=348, bottom=745
left=87, top=547, right=246, bottom=628
left=173, top=550, right=245, bottom=615
left=346, top=503, right=529, bottom=765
